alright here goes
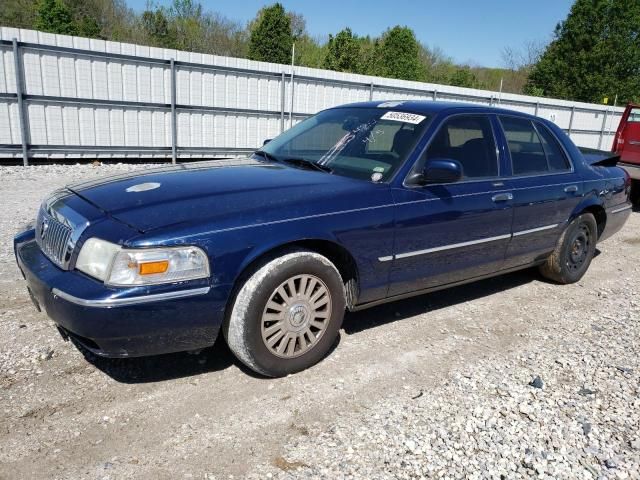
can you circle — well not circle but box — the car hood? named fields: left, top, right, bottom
left=67, top=159, right=386, bottom=233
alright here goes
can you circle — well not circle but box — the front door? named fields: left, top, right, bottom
left=388, top=114, right=513, bottom=296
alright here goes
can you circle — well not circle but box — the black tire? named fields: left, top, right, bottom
left=539, top=213, right=598, bottom=284
left=223, top=249, right=346, bottom=377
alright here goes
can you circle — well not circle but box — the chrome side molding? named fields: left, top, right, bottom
left=512, top=223, right=559, bottom=237
left=379, top=224, right=560, bottom=262
left=395, top=233, right=512, bottom=260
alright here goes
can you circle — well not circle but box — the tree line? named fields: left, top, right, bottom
left=2, top=0, right=638, bottom=104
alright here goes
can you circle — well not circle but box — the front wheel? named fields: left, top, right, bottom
left=539, top=213, right=598, bottom=284
left=224, top=250, right=346, bottom=377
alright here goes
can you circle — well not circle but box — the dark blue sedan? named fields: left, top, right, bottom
left=14, top=101, right=632, bottom=377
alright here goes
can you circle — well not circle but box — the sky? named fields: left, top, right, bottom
left=127, top=0, right=575, bottom=68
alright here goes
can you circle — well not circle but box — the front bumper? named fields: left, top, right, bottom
left=14, top=230, right=230, bottom=358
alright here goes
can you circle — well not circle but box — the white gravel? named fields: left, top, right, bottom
left=251, top=289, right=640, bottom=479
left=0, top=163, right=638, bottom=480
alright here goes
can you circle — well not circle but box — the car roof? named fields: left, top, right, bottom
left=333, top=100, right=538, bottom=119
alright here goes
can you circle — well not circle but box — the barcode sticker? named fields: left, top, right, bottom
left=380, top=111, right=426, bottom=124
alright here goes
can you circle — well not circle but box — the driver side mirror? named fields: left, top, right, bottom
left=407, top=158, right=463, bottom=185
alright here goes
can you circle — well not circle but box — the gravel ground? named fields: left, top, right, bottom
left=0, top=163, right=638, bottom=479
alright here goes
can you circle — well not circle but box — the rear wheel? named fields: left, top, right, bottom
left=539, top=213, right=597, bottom=284
left=224, top=250, right=346, bottom=377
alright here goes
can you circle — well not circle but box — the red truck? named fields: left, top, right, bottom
left=613, top=103, right=640, bottom=204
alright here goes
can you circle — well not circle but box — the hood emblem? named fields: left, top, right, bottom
left=126, top=182, right=161, bottom=193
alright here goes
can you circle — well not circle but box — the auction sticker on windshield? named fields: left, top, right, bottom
left=380, top=111, right=426, bottom=124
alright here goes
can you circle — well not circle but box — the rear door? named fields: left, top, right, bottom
left=388, top=114, right=513, bottom=296
left=497, top=116, right=583, bottom=269
left=614, top=104, right=640, bottom=164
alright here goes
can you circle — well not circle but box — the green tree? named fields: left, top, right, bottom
left=75, top=15, right=101, bottom=37
left=71, top=0, right=138, bottom=42
left=356, top=36, right=381, bottom=76
left=449, top=66, right=480, bottom=88
left=141, top=8, right=176, bottom=48
left=0, top=0, right=38, bottom=30
left=248, top=3, right=293, bottom=64
left=526, top=0, right=640, bottom=103
left=34, top=0, right=77, bottom=35
left=376, top=26, right=423, bottom=81
left=323, top=28, right=360, bottom=72
left=201, top=12, right=249, bottom=57
left=418, top=43, right=457, bottom=83
left=287, top=11, right=306, bottom=40
left=167, top=0, right=206, bottom=51
left=295, top=36, right=326, bottom=68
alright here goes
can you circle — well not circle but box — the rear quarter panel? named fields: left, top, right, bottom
left=581, top=164, right=631, bottom=242
left=537, top=120, right=631, bottom=241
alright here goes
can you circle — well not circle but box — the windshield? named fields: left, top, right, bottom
left=258, top=107, right=431, bottom=182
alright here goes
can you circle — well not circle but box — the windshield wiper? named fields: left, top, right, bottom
left=280, top=157, right=332, bottom=173
left=253, top=149, right=279, bottom=163
left=253, top=151, right=332, bottom=173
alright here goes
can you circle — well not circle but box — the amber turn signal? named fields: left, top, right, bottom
left=138, top=260, right=169, bottom=275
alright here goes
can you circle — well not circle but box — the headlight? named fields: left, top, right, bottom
left=75, top=238, right=210, bottom=286
left=76, top=238, right=121, bottom=281
left=106, top=246, right=210, bottom=286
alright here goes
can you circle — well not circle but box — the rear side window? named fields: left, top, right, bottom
left=500, top=117, right=546, bottom=175
left=535, top=123, right=571, bottom=171
left=425, top=115, right=498, bottom=179
left=500, top=116, right=570, bottom=175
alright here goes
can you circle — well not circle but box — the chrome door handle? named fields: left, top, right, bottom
left=628, top=140, right=640, bottom=145
left=492, top=193, right=513, bottom=202
left=564, top=185, right=578, bottom=193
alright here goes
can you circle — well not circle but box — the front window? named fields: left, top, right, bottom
left=258, top=107, right=430, bottom=182
left=421, top=115, right=498, bottom=180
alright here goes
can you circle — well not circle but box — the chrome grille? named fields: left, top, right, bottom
left=35, top=207, right=74, bottom=269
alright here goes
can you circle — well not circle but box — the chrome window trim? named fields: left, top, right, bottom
left=51, top=286, right=211, bottom=308
left=504, top=170, right=575, bottom=181
left=405, top=176, right=506, bottom=187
